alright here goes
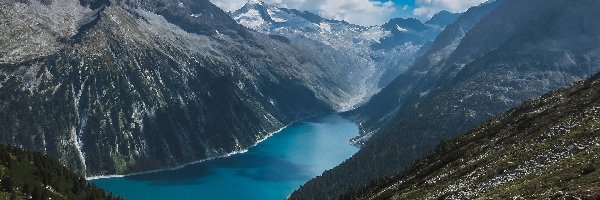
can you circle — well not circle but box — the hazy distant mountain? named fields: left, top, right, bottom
left=0, top=0, right=364, bottom=176
left=425, top=10, right=462, bottom=28
left=231, top=1, right=455, bottom=99
left=351, top=0, right=504, bottom=144
left=291, top=0, right=600, bottom=199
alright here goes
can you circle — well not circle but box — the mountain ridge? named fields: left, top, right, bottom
left=231, top=1, right=457, bottom=101
left=344, top=72, right=600, bottom=199
left=291, top=0, right=600, bottom=199
left=0, top=0, right=363, bottom=177
left=425, top=10, right=462, bottom=28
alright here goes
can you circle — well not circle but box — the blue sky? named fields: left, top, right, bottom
left=210, top=0, right=487, bottom=26
left=373, top=0, right=417, bottom=18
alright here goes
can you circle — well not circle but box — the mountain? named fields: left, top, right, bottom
left=344, top=73, right=600, bottom=199
left=350, top=0, right=504, bottom=144
left=0, top=144, right=121, bottom=200
left=291, top=0, right=600, bottom=199
left=425, top=10, right=462, bottom=28
left=0, top=0, right=363, bottom=177
left=372, top=18, right=439, bottom=50
left=231, top=1, right=455, bottom=98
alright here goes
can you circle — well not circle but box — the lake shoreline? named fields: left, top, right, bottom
left=86, top=125, right=290, bottom=180
left=91, top=114, right=359, bottom=200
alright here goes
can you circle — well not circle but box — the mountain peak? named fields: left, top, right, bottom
left=425, top=10, right=462, bottom=28
left=233, top=0, right=274, bottom=29
left=383, top=18, right=428, bottom=32
left=238, top=0, right=271, bottom=11
left=246, top=0, right=267, bottom=6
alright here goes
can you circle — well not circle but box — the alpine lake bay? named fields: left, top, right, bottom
left=92, top=115, right=359, bottom=200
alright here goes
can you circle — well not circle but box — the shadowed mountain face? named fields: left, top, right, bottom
left=291, top=0, right=600, bottom=199
left=349, top=0, right=505, bottom=143
left=346, top=73, right=600, bottom=200
left=231, top=1, right=456, bottom=103
left=425, top=10, right=462, bottom=28
left=0, top=0, right=362, bottom=176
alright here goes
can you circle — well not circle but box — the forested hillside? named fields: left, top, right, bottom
left=0, top=145, right=121, bottom=200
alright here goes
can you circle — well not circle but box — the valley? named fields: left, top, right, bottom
left=292, top=0, right=600, bottom=199
left=1, top=0, right=599, bottom=199
left=0, top=0, right=369, bottom=177
left=231, top=0, right=456, bottom=107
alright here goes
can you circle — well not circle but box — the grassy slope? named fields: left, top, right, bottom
left=347, top=73, right=600, bottom=200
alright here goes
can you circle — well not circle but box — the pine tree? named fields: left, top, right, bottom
left=42, top=188, right=49, bottom=200
left=1, top=177, right=14, bottom=191
left=10, top=190, right=17, bottom=200
left=0, top=144, right=123, bottom=200
left=22, top=183, right=31, bottom=196
left=32, top=186, right=41, bottom=200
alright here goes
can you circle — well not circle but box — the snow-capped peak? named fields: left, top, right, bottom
left=232, top=2, right=448, bottom=100
left=233, top=1, right=273, bottom=29
left=247, top=0, right=266, bottom=5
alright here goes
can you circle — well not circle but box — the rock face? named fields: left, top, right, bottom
left=0, top=0, right=361, bottom=176
left=345, top=73, right=600, bottom=200
left=291, top=0, right=600, bottom=199
left=231, top=1, right=456, bottom=107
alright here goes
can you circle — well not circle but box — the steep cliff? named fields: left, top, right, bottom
left=0, top=0, right=359, bottom=176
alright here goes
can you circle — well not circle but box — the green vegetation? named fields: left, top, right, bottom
left=0, top=145, right=121, bottom=200
left=343, top=74, right=600, bottom=199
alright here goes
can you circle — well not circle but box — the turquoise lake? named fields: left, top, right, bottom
left=92, top=115, right=359, bottom=200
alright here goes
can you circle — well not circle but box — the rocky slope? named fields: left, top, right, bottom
left=231, top=1, right=457, bottom=105
left=349, top=0, right=504, bottom=144
left=291, top=0, right=600, bottom=199
left=0, top=0, right=361, bottom=176
left=0, top=144, right=121, bottom=200
left=345, top=73, right=600, bottom=200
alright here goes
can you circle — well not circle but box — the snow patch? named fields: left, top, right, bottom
left=267, top=7, right=287, bottom=23
left=319, top=23, right=332, bottom=32
left=70, top=126, right=87, bottom=174
left=359, top=27, right=390, bottom=42
left=235, top=9, right=266, bottom=29
left=396, top=25, right=408, bottom=32
left=420, top=90, right=430, bottom=97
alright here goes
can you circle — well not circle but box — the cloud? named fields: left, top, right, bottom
left=413, top=0, right=487, bottom=20
left=210, top=0, right=398, bottom=26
